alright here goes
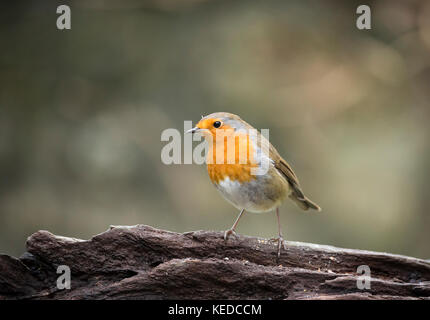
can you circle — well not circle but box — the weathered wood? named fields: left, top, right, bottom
left=0, top=225, right=429, bottom=299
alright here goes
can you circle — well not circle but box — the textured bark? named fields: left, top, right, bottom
left=0, top=225, right=429, bottom=300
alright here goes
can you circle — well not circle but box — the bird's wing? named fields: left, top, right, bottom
left=251, top=127, right=321, bottom=211
left=271, top=144, right=321, bottom=211
left=271, top=146, right=305, bottom=199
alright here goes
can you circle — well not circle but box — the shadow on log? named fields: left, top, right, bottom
left=0, top=225, right=429, bottom=300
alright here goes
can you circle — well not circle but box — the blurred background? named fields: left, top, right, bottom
left=1, top=0, right=429, bottom=259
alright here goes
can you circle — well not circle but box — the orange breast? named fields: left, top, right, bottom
left=207, top=133, right=258, bottom=184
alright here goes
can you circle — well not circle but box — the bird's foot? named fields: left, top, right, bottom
left=269, top=236, right=288, bottom=258
left=223, top=229, right=238, bottom=241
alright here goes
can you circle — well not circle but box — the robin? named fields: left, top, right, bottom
left=186, top=112, right=321, bottom=257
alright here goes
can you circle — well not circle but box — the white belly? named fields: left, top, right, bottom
left=214, top=173, right=288, bottom=213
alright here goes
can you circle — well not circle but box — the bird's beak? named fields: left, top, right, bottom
left=186, top=127, right=199, bottom=134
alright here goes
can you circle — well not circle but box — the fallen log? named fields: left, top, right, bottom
left=0, top=225, right=429, bottom=299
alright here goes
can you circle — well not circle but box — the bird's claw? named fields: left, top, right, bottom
left=270, top=236, right=287, bottom=258
left=224, top=229, right=237, bottom=241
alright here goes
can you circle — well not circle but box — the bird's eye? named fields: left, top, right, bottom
left=213, top=121, right=222, bottom=128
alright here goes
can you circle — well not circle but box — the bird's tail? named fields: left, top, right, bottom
left=289, top=193, right=321, bottom=212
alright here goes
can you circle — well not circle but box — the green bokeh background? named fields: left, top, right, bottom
left=1, top=0, right=429, bottom=259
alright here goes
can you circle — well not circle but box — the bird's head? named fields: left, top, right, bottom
left=186, top=112, right=251, bottom=141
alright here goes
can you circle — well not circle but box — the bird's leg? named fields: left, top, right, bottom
left=224, top=209, right=245, bottom=241
left=270, top=207, right=287, bottom=258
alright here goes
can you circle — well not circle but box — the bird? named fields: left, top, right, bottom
left=186, top=112, right=321, bottom=257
